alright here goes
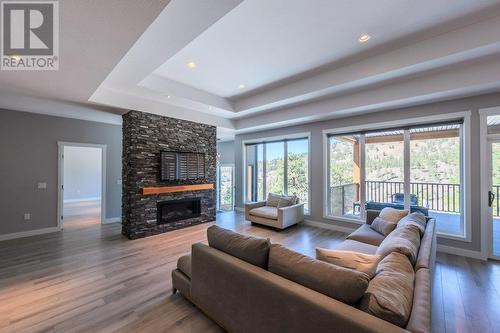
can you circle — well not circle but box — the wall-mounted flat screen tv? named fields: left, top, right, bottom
left=161, top=151, right=205, bottom=181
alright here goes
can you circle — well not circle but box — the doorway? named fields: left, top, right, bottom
left=488, top=139, right=500, bottom=259
left=58, top=142, right=106, bottom=229
left=218, top=164, right=234, bottom=211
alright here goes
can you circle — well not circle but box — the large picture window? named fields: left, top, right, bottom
left=326, top=120, right=466, bottom=237
left=245, top=136, right=309, bottom=211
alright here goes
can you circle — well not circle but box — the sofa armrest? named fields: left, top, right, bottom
left=366, top=210, right=380, bottom=225
left=245, top=201, right=267, bottom=220
left=278, top=203, right=304, bottom=228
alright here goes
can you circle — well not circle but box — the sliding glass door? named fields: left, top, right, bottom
left=245, top=137, right=309, bottom=210
left=326, top=121, right=465, bottom=237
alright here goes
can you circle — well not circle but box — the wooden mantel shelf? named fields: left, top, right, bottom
left=141, top=183, right=214, bottom=195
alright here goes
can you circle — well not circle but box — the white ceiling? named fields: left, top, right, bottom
left=154, top=0, right=495, bottom=98
left=2, top=0, right=500, bottom=141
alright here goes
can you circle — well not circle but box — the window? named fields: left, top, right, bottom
left=327, top=134, right=360, bottom=217
left=326, top=120, right=466, bottom=237
left=245, top=136, right=309, bottom=211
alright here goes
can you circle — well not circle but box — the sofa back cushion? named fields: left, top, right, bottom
left=358, top=252, right=415, bottom=327
left=269, top=244, right=370, bottom=305
left=266, top=193, right=282, bottom=207
left=398, top=211, right=427, bottom=236
left=315, top=248, right=380, bottom=279
left=370, top=217, right=397, bottom=236
left=207, top=225, right=271, bottom=269
left=376, top=224, right=421, bottom=264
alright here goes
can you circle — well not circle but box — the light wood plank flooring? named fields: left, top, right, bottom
left=0, top=210, right=499, bottom=333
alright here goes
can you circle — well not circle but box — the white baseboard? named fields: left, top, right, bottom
left=437, top=244, right=485, bottom=260
left=303, top=219, right=356, bottom=234
left=64, top=197, right=101, bottom=203
left=103, top=217, right=121, bottom=224
left=0, top=227, right=61, bottom=242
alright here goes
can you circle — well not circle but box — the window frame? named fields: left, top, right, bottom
left=242, top=132, right=311, bottom=214
left=323, top=111, right=472, bottom=241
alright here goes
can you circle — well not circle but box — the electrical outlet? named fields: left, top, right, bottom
left=38, top=182, right=47, bottom=189
left=24, top=213, right=31, bottom=221
left=117, top=179, right=122, bottom=185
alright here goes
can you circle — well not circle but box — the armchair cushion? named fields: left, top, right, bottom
left=277, top=195, right=298, bottom=208
left=249, top=206, right=278, bottom=220
left=266, top=193, right=282, bottom=207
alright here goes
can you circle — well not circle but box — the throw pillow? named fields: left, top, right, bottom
left=370, top=217, right=397, bottom=236
left=266, top=193, right=281, bottom=207
left=315, top=248, right=381, bottom=279
left=376, top=224, right=421, bottom=264
left=397, top=211, right=427, bottom=236
left=358, top=252, right=415, bottom=327
left=379, top=207, right=409, bottom=223
left=268, top=244, right=370, bottom=305
left=207, top=225, right=271, bottom=269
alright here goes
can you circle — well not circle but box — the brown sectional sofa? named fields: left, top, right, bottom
left=172, top=210, right=436, bottom=333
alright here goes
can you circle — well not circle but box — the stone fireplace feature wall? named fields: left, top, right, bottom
left=122, top=110, right=216, bottom=239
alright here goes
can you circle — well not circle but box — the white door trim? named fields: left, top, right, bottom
left=57, top=142, right=107, bottom=229
left=479, top=106, right=500, bottom=260
left=218, top=163, right=235, bottom=211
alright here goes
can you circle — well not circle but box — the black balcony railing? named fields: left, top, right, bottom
left=331, top=182, right=500, bottom=217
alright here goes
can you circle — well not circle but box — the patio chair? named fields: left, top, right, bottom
left=391, top=193, right=418, bottom=206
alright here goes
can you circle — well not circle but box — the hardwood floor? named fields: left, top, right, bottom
left=0, top=211, right=499, bottom=333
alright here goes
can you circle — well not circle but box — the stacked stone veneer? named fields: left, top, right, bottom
left=122, top=111, right=216, bottom=239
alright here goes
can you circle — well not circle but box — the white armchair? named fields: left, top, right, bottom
left=244, top=196, right=304, bottom=230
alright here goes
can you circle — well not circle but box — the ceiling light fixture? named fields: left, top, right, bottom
left=166, top=95, right=171, bottom=99
left=187, top=61, right=196, bottom=69
left=11, top=55, right=21, bottom=61
left=358, top=34, right=371, bottom=43
left=238, top=84, right=245, bottom=89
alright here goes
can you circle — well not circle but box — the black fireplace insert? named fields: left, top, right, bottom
left=157, top=198, right=201, bottom=224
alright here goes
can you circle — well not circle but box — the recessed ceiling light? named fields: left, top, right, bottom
left=358, top=34, right=371, bottom=43
left=187, top=61, right=196, bottom=69
left=238, top=84, right=245, bottom=89
left=11, top=55, right=20, bottom=61
left=166, top=95, right=171, bottom=99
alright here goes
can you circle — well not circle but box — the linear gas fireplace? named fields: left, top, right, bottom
left=157, top=198, right=202, bottom=225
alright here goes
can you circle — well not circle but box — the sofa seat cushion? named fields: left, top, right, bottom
left=207, top=225, right=271, bottom=269
left=177, top=254, right=192, bottom=278
left=347, top=224, right=386, bottom=246
left=335, top=239, right=378, bottom=255
left=376, top=225, right=421, bottom=264
left=249, top=206, right=278, bottom=220
left=358, top=252, right=415, bottom=327
left=268, top=244, right=370, bottom=305
left=316, top=248, right=381, bottom=279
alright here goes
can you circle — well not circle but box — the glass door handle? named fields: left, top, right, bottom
left=489, top=191, right=495, bottom=207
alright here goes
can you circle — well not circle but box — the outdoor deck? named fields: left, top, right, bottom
left=431, top=211, right=500, bottom=257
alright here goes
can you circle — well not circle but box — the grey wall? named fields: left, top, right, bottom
left=0, top=109, right=122, bottom=235
left=63, top=146, right=102, bottom=201
left=234, top=92, right=500, bottom=253
left=217, top=140, right=235, bottom=164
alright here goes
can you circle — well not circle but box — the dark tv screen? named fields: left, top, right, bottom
left=161, top=151, right=205, bottom=181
